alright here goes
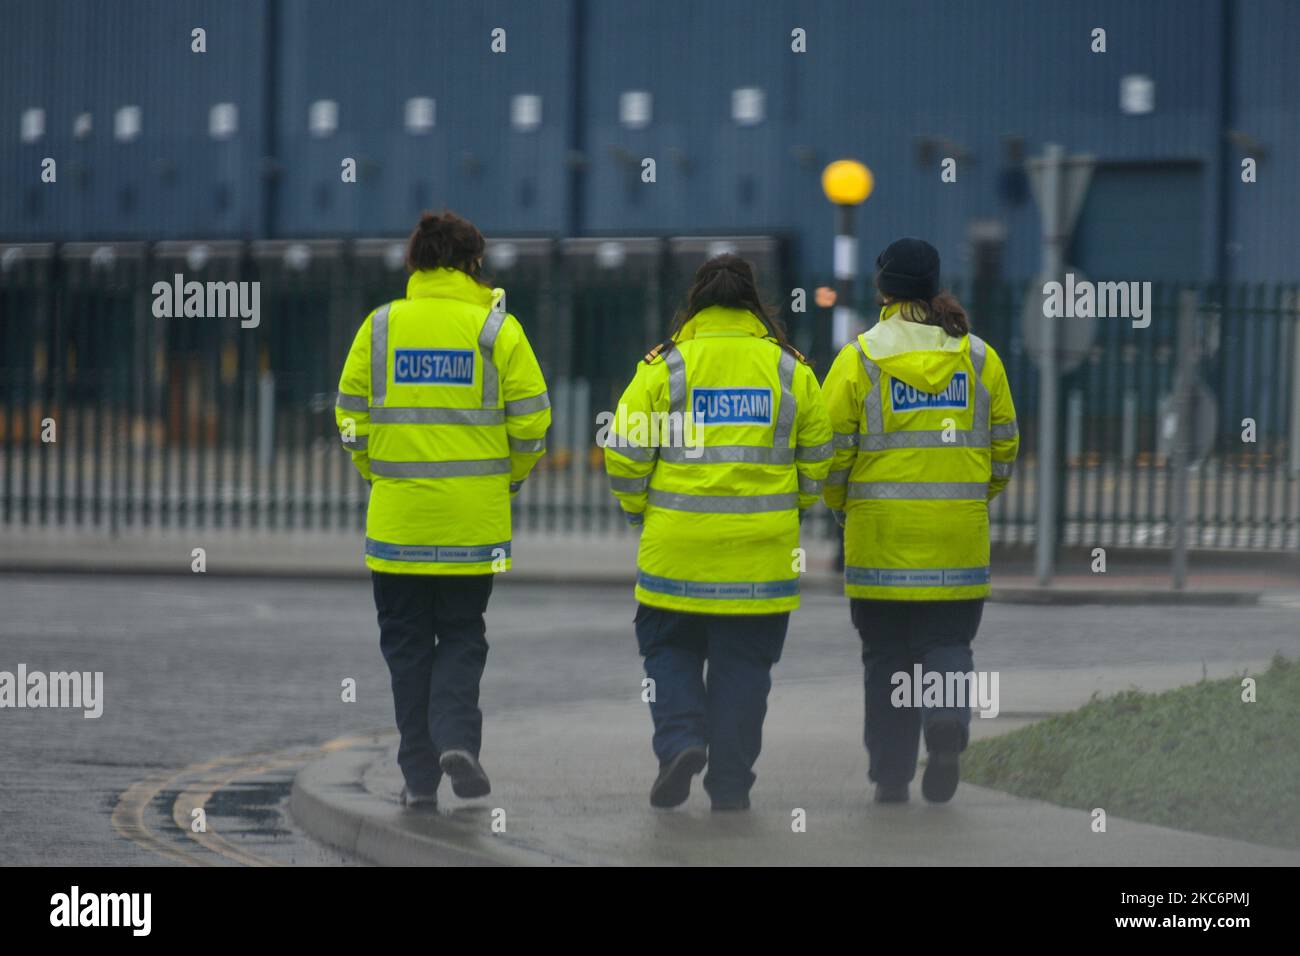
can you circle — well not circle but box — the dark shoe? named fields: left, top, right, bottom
left=710, top=796, right=751, bottom=812
left=922, top=718, right=964, bottom=803
left=439, top=749, right=492, bottom=799
left=399, top=786, right=439, bottom=811
left=874, top=783, right=909, bottom=804
left=649, top=746, right=708, bottom=809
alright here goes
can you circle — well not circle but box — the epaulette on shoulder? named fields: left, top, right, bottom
left=643, top=339, right=675, bottom=365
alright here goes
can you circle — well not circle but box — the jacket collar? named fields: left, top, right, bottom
left=866, top=302, right=965, bottom=358
left=674, top=306, right=771, bottom=341
left=406, top=268, right=497, bottom=307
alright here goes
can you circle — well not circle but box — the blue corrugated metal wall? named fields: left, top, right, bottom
left=1228, top=0, right=1300, bottom=282
left=581, top=0, right=1225, bottom=281
left=1, top=0, right=1296, bottom=280
left=272, top=0, right=574, bottom=237
left=0, top=0, right=267, bottom=240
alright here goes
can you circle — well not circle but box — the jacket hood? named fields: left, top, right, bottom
left=406, top=267, right=501, bottom=308
left=860, top=303, right=967, bottom=393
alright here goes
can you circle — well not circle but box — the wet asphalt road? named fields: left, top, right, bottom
left=1, top=573, right=1296, bottom=865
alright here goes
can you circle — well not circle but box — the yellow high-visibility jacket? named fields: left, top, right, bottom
left=821, top=304, right=1019, bottom=600
left=335, top=268, right=550, bottom=575
left=604, top=306, right=834, bottom=615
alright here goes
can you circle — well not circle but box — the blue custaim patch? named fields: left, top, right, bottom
left=393, top=348, right=475, bottom=385
left=691, top=387, right=773, bottom=425
left=890, top=372, right=968, bottom=411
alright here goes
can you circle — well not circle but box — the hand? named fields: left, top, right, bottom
left=509, top=480, right=523, bottom=497
left=624, top=510, right=645, bottom=530
left=832, top=509, right=846, bottom=528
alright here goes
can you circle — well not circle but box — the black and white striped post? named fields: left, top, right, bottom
left=821, top=160, right=874, bottom=348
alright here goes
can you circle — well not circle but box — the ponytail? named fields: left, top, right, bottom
left=894, top=291, right=970, bottom=338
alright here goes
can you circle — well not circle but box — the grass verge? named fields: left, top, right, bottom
left=962, top=655, right=1299, bottom=849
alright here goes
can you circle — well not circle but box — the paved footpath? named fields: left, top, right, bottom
left=4, top=529, right=1296, bottom=865
left=291, top=660, right=1300, bottom=867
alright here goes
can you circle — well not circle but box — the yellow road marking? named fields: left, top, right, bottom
left=115, top=735, right=377, bottom=866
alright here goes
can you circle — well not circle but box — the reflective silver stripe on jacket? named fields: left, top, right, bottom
left=860, top=430, right=986, bottom=451
left=659, top=445, right=794, bottom=465
left=647, top=489, right=798, bottom=513
left=991, top=420, right=1018, bottom=440
left=369, top=458, right=511, bottom=478
left=771, top=349, right=797, bottom=450
left=336, top=391, right=368, bottom=412
left=607, top=437, right=657, bottom=462
left=506, top=391, right=550, bottom=416
left=664, top=347, right=687, bottom=415
left=968, top=333, right=991, bottom=443
left=370, top=407, right=504, bottom=425
left=846, top=480, right=988, bottom=500
left=852, top=340, right=884, bottom=434
left=833, top=431, right=859, bottom=450
left=340, top=434, right=368, bottom=451
left=508, top=435, right=546, bottom=453
left=845, top=565, right=990, bottom=587
left=608, top=474, right=650, bottom=493
left=991, top=460, right=1014, bottom=478
left=478, top=299, right=508, bottom=409
left=825, top=467, right=850, bottom=487
left=366, top=537, right=510, bottom=564
left=637, top=570, right=799, bottom=600
left=369, top=303, right=391, bottom=407
left=796, top=440, right=833, bottom=462
left=798, top=474, right=823, bottom=495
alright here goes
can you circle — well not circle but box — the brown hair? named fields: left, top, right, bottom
left=405, top=210, right=488, bottom=281
left=880, top=290, right=971, bottom=338
left=669, top=254, right=793, bottom=350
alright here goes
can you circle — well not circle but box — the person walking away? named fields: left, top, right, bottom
left=605, top=254, right=833, bottom=810
left=335, top=211, right=550, bottom=809
left=821, top=238, right=1019, bottom=804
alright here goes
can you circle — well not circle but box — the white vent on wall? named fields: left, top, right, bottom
left=1120, top=75, right=1155, bottom=115
left=511, top=94, right=542, bottom=132
left=20, top=107, right=45, bottom=143
left=209, top=103, right=238, bottom=139
left=309, top=99, right=338, bottom=137
left=619, top=91, right=652, bottom=130
left=72, top=112, right=92, bottom=139
left=114, top=105, right=142, bottom=142
left=405, top=97, right=436, bottom=134
left=731, top=87, right=765, bottom=126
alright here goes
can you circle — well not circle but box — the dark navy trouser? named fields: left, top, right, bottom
left=373, top=571, right=494, bottom=794
left=634, top=604, right=788, bottom=803
left=850, top=598, right=985, bottom=788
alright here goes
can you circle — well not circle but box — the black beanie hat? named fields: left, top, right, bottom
left=875, top=238, right=941, bottom=301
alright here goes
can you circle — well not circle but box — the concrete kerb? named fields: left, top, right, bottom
left=289, top=737, right=573, bottom=867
